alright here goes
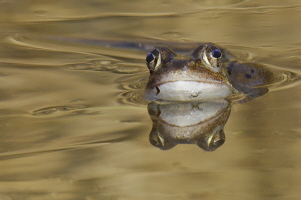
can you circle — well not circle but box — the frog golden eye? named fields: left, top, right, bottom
left=146, top=49, right=161, bottom=72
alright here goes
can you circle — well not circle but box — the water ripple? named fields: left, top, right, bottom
left=0, top=136, right=133, bottom=161
left=32, top=105, right=87, bottom=116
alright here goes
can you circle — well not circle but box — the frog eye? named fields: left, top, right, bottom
left=146, top=49, right=161, bottom=73
left=202, top=45, right=223, bottom=72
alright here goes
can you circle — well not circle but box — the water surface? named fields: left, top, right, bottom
left=0, top=0, right=301, bottom=199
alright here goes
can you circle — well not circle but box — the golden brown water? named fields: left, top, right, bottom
left=1, top=0, right=301, bottom=199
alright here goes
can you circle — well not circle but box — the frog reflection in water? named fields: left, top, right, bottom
left=145, top=43, right=280, bottom=101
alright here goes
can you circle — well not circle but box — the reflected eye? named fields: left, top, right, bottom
left=211, top=48, right=222, bottom=59
left=146, top=49, right=161, bottom=72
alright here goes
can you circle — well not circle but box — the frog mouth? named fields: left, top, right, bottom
left=157, top=79, right=225, bottom=86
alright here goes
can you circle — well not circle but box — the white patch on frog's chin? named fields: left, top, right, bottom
left=146, top=81, right=232, bottom=101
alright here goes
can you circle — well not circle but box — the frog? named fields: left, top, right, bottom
left=144, top=42, right=289, bottom=102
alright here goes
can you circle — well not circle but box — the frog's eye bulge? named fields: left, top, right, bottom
left=146, top=49, right=161, bottom=73
left=201, top=44, right=223, bottom=72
